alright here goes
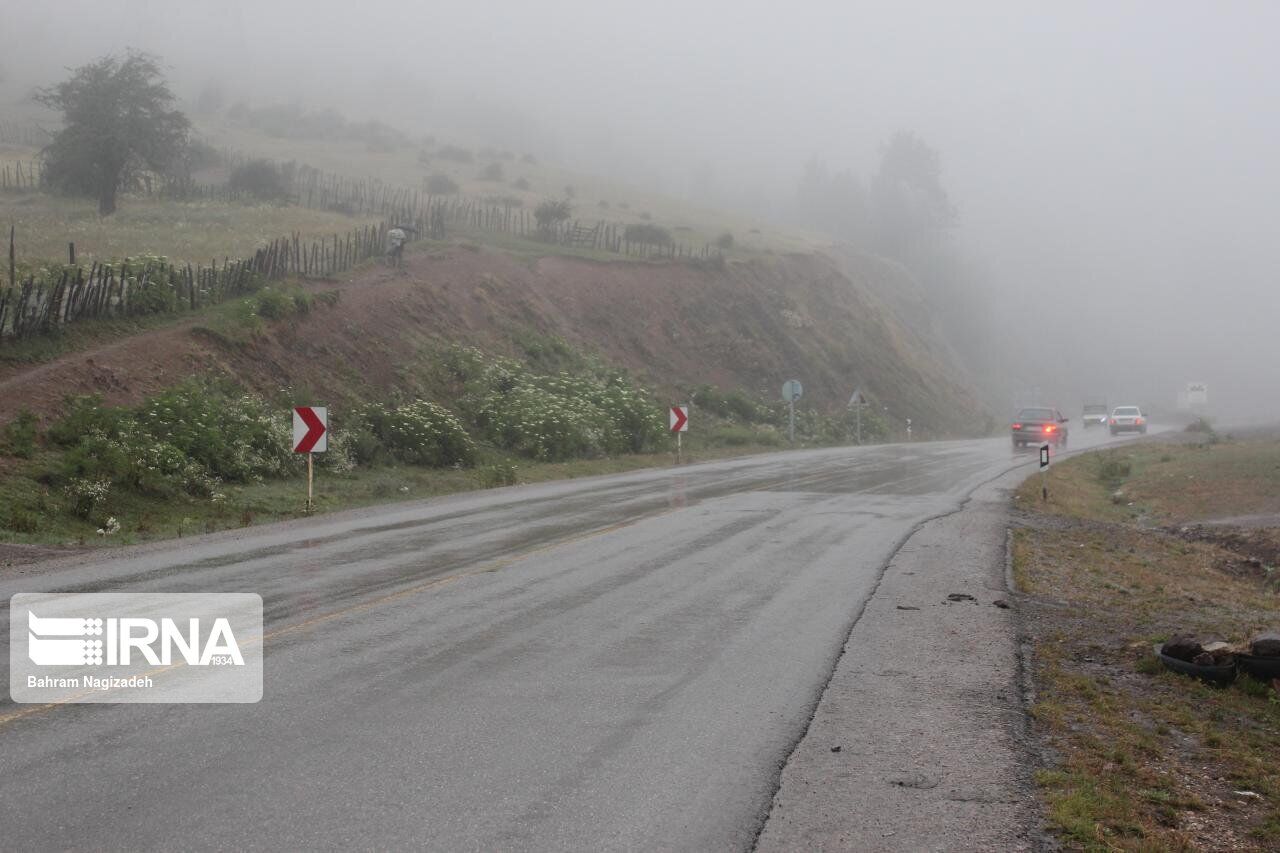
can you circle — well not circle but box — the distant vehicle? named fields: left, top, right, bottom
left=1081, top=400, right=1108, bottom=428
left=1011, top=406, right=1069, bottom=449
left=1109, top=406, right=1147, bottom=435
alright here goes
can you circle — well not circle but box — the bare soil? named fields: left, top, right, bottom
left=0, top=243, right=988, bottom=436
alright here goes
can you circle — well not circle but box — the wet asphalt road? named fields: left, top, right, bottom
left=0, top=429, right=1138, bottom=850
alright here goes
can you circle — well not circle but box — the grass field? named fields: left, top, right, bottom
left=1014, top=436, right=1280, bottom=849
left=1, top=187, right=378, bottom=269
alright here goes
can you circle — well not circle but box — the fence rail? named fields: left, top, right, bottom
left=2, top=145, right=723, bottom=341
left=0, top=221, right=391, bottom=341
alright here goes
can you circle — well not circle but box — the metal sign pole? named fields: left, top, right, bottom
left=788, top=399, right=795, bottom=445
left=307, top=452, right=314, bottom=513
left=856, top=404, right=861, bottom=444
left=677, top=431, right=682, bottom=465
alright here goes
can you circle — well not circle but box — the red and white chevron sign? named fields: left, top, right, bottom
left=292, top=406, right=328, bottom=453
left=669, top=405, right=688, bottom=433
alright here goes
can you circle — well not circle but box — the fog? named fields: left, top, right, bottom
left=3, top=1, right=1277, bottom=424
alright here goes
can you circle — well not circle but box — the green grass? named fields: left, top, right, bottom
left=0, top=437, right=783, bottom=548
left=1, top=190, right=378, bottom=269
left=1016, top=439, right=1280, bottom=848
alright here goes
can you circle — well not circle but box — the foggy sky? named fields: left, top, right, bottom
left=3, top=1, right=1278, bottom=422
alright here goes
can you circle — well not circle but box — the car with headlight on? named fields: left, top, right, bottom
left=1109, top=406, right=1147, bottom=435
left=1082, top=401, right=1108, bottom=428
left=1011, top=406, right=1069, bottom=449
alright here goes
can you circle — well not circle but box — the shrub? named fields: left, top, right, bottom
left=46, top=395, right=127, bottom=448
left=458, top=351, right=663, bottom=460
left=1097, top=454, right=1132, bottom=486
left=437, top=145, right=473, bottom=163
left=228, top=159, right=292, bottom=200
left=479, top=162, right=504, bottom=181
left=2, top=410, right=39, bottom=458
left=64, top=477, right=111, bottom=519
left=476, top=462, right=519, bottom=488
left=534, top=199, right=573, bottom=232
left=6, top=506, right=42, bottom=533
left=254, top=288, right=295, bottom=320
left=624, top=223, right=672, bottom=246
left=53, top=382, right=294, bottom=501
left=425, top=173, right=459, bottom=194
left=692, top=386, right=769, bottom=423
left=359, top=401, right=475, bottom=467
left=513, top=177, right=530, bottom=191
left=716, top=231, right=735, bottom=250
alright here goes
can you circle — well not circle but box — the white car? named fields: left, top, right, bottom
left=1109, top=406, right=1147, bottom=435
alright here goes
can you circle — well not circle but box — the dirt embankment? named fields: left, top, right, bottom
left=0, top=245, right=989, bottom=435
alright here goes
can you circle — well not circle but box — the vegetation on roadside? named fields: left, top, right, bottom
left=1014, top=437, right=1280, bottom=849
left=0, top=328, right=897, bottom=548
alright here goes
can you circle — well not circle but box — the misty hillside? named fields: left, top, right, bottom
left=0, top=243, right=990, bottom=440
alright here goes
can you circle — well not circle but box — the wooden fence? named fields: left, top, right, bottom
left=0, top=221, right=390, bottom=341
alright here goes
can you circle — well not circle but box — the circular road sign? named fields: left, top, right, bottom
left=781, top=379, right=803, bottom=402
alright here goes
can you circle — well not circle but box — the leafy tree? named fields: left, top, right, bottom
left=870, top=131, right=956, bottom=261
left=36, top=51, right=190, bottom=215
left=534, top=199, right=572, bottom=232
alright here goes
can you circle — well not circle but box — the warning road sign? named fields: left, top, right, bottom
left=669, top=406, right=689, bottom=433
left=293, top=407, right=328, bottom=453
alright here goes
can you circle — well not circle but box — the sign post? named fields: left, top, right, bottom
left=848, top=388, right=866, bottom=445
left=782, top=380, right=803, bottom=445
left=669, top=405, right=689, bottom=464
left=1039, top=442, right=1051, bottom=501
left=293, top=406, right=328, bottom=513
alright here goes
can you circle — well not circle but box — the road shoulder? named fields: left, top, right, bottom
left=756, top=471, right=1044, bottom=852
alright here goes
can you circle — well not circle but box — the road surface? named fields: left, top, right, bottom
left=0, top=429, right=1137, bottom=850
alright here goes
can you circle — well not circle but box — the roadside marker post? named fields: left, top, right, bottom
left=782, top=380, right=803, bottom=445
left=669, top=405, right=689, bottom=464
left=848, top=388, right=867, bottom=444
left=1039, top=442, right=1051, bottom=501
left=293, top=406, right=328, bottom=513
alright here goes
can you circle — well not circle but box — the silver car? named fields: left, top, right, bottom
left=1109, top=406, right=1147, bottom=435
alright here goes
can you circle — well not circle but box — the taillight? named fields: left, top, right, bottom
left=1012, top=423, right=1022, bottom=430
left=1135, top=417, right=1144, bottom=425
left=1043, top=424, right=1055, bottom=432
left=1109, top=418, right=1116, bottom=425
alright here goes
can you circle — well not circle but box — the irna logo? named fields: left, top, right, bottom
left=11, top=592, right=263, bottom=704
left=27, top=611, right=244, bottom=667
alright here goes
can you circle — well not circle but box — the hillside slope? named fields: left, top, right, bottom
left=0, top=245, right=990, bottom=438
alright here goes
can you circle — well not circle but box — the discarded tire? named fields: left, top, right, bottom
left=1154, top=644, right=1236, bottom=685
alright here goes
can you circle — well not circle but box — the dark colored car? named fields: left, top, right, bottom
left=1109, top=406, right=1147, bottom=435
left=1012, top=406, right=1069, bottom=449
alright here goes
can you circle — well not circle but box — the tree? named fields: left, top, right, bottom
left=534, top=199, right=572, bottom=233
left=795, top=158, right=869, bottom=245
left=36, top=51, right=190, bottom=215
left=870, top=131, right=955, bottom=261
